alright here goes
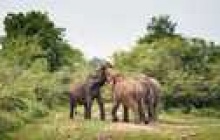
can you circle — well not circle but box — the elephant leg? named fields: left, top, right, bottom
left=97, top=94, right=105, bottom=121
left=148, top=79, right=160, bottom=122
left=148, top=105, right=154, bottom=123
left=153, top=89, right=160, bottom=122
left=69, top=97, right=76, bottom=119
left=138, top=100, right=146, bottom=124
left=146, top=97, right=155, bottom=123
left=112, top=101, right=120, bottom=122
left=84, top=98, right=92, bottom=120
left=149, top=91, right=159, bottom=123
left=132, top=101, right=141, bottom=124
left=123, top=105, right=129, bottom=122
left=152, top=99, right=158, bottom=122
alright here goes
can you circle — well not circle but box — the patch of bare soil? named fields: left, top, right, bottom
left=102, top=121, right=199, bottom=140
left=104, top=122, right=160, bottom=133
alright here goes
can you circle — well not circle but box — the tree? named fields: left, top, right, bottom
left=3, top=11, right=65, bottom=71
left=138, top=15, right=178, bottom=44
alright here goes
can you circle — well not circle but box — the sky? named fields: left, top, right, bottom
left=0, top=0, right=220, bottom=58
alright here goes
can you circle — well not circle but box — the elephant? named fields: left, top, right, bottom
left=69, top=66, right=107, bottom=120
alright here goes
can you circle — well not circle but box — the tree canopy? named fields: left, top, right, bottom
left=138, top=15, right=178, bottom=44
left=2, top=11, right=82, bottom=71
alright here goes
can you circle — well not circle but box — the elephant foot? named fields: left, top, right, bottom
left=144, top=118, right=156, bottom=125
left=84, top=115, right=91, bottom=120
left=101, top=117, right=105, bottom=121
left=69, top=114, right=74, bottom=119
left=85, top=117, right=91, bottom=120
left=144, top=119, right=150, bottom=124
left=123, top=119, right=129, bottom=122
left=112, top=117, right=118, bottom=122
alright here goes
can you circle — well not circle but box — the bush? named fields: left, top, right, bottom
left=0, top=61, right=86, bottom=134
left=162, top=93, right=220, bottom=113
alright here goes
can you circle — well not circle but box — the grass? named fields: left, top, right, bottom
left=3, top=105, right=220, bottom=140
left=7, top=110, right=108, bottom=140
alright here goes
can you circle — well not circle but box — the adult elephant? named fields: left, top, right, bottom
left=103, top=63, right=161, bottom=124
left=69, top=66, right=107, bottom=120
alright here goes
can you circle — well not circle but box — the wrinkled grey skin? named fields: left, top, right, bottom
left=110, top=75, right=161, bottom=124
left=137, top=75, right=161, bottom=123
left=69, top=67, right=107, bottom=120
left=104, top=68, right=160, bottom=124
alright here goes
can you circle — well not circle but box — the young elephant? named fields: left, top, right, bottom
left=69, top=66, right=107, bottom=120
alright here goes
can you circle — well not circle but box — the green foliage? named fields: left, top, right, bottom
left=0, top=56, right=89, bottom=133
left=1, top=36, right=44, bottom=69
left=138, top=15, right=178, bottom=44
left=113, top=37, right=220, bottom=111
left=0, top=11, right=87, bottom=134
left=2, top=11, right=81, bottom=71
